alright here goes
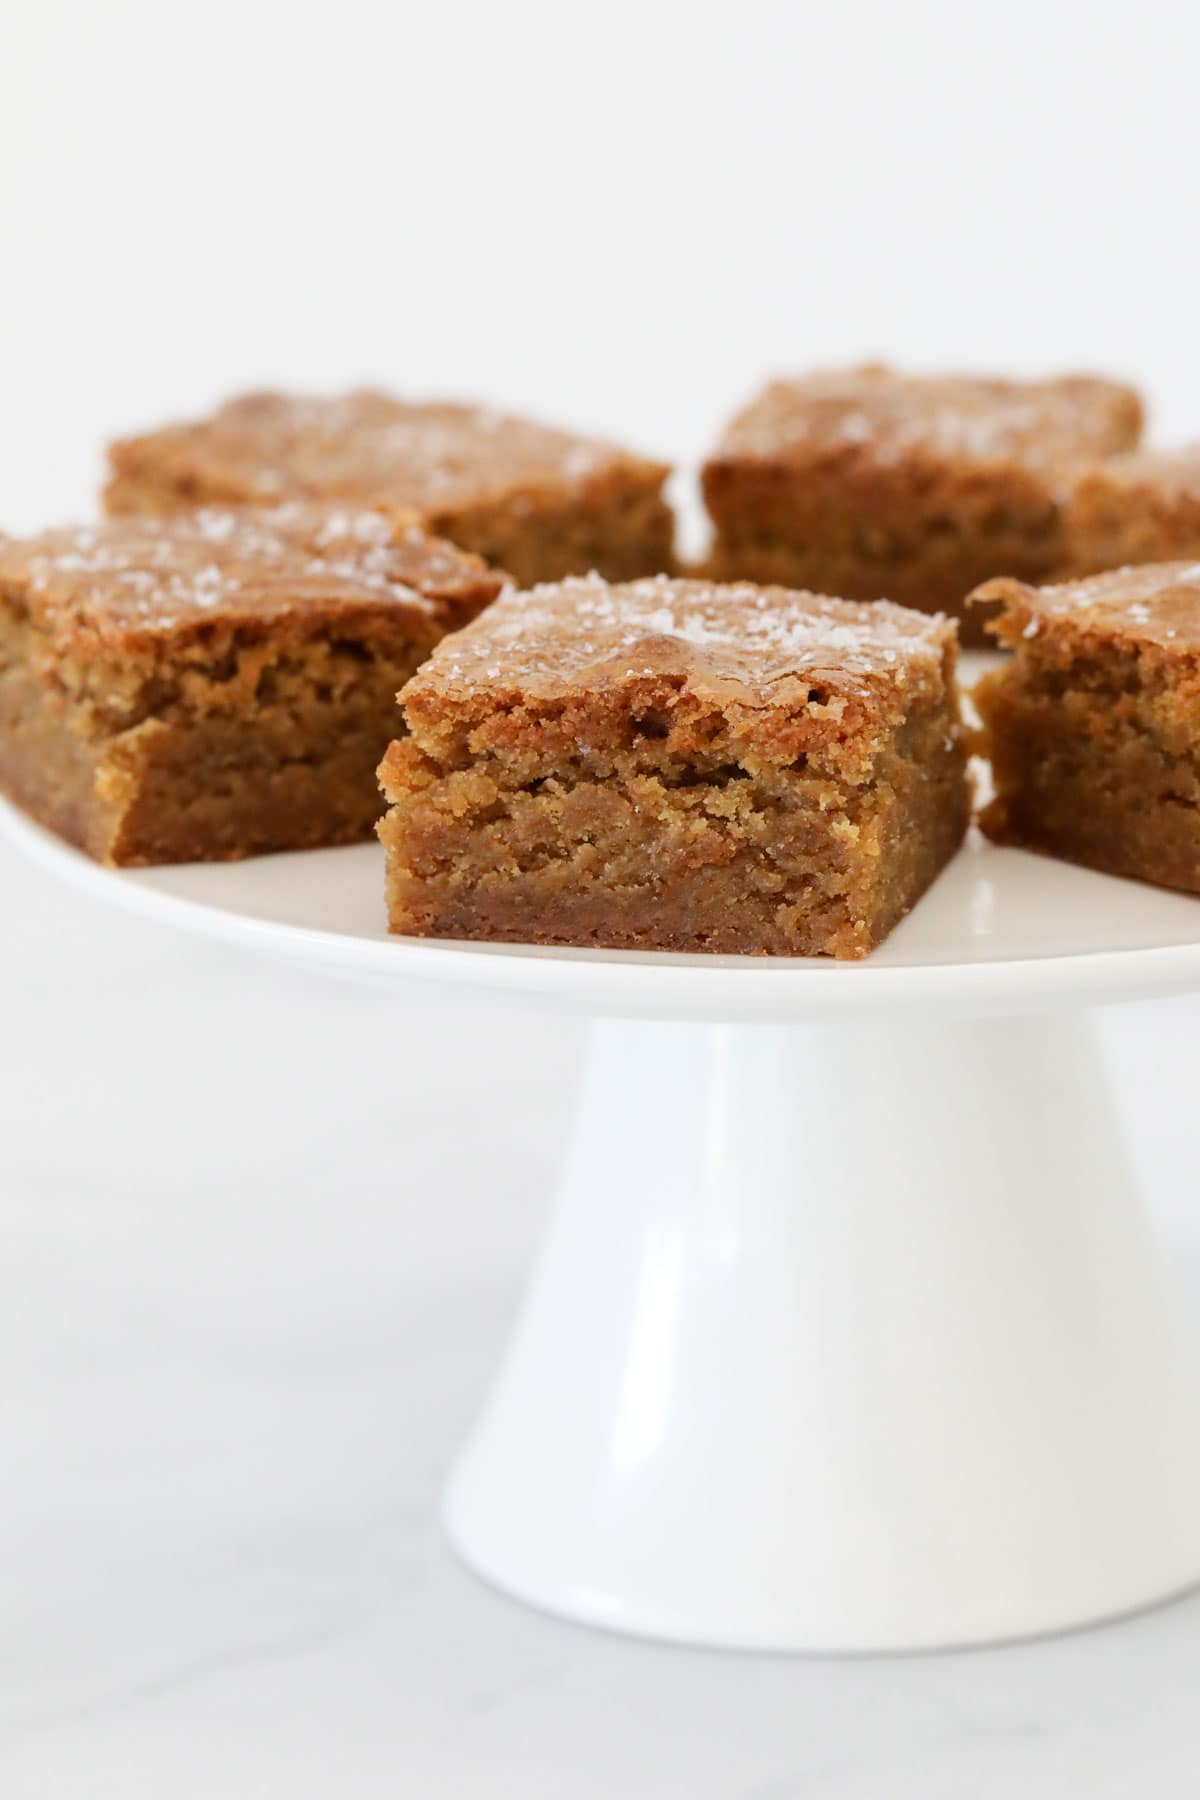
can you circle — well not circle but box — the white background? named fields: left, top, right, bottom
left=3, top=2, right=1200, bottom=1794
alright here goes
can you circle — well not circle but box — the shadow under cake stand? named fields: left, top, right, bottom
left=7, top=793, right=1200, bottom=1655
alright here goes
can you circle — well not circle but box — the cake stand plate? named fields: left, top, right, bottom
left=7, top=793, right=1200, bottom=1654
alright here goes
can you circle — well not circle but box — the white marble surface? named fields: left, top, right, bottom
left=4, top=835, right=1200, bottom=1797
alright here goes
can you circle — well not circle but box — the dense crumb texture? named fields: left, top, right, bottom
left=0, top=504, right=504, bottom=865
left=1061, top=447, right=1200, bottom=576
left=105, top=390, right=675, bottom=586
left=378, top=574, right=968, bottom=958
left=972, top=564, right=1200, bottom=894
left=701, top=364, right=1143, bottom=644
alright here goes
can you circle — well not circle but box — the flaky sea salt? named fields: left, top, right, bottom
left=433, top=571, right=945, bottom=695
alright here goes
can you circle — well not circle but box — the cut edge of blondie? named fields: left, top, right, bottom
left=377, top=574, right=968, bottom=959
left=971, top=572, right=1200, bottom=894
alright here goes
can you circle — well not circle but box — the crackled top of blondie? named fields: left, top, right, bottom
left=710, top=364, right=1143, bottom=470
left=107, top=390, right=670, bottom=515
left=0, top=503, right=504, bottom=645
left=973, top=562, right=1200, bottom=654
left=402, top=572, right=956, bottom=744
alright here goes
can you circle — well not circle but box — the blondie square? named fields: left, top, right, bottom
left=701, top=365, right=1143, bottom=642
left=0, top=503, right=503, bottom=864
left=378, top=574, right=968, bottom=958
left=972, top=564, right=1200, bottom=893
left=1061, top=447, right=1200, bottom=576
left=106, top=390, right=674, bottom=587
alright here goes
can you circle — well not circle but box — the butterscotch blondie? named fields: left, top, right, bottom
left=973, top=564, right=1200, bottom=893
left=378, top=574, right=968, bottom=958
left=701, top=364, right=1143, bottom=641
left=106, top=391, right=674, bottom=586
left=1061, top=447, right=1200, bottom=576
left=0, top=503, right=503, bottom=864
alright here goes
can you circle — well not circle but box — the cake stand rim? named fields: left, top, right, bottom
left=5, top=796, right=1200, bottom=1021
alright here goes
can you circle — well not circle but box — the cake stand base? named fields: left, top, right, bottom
left=446, top=1011, right=1200, bottom=1651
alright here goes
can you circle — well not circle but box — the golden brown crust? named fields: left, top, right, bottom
left=105, top=391, right=675, bottom=585
left=708, top=365, right=1143, bottom=469
left=970, top=563, right=1200, bottom=656
left=0, top=502, right=501, bottom=645
left=398, top=574, right=958, bottom=780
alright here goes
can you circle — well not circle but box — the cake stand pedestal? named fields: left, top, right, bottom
left=448, top=1009, right=1200, bottom=1650
left=7, top=798, right=1200, bottom=1653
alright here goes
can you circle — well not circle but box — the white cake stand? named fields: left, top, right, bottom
left=7, top=792, right=1200, bottom=1655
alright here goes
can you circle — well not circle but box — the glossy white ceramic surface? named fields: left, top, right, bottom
left=447, top=1014, right=1200, bottom=1650
left=6, top=791, right=1200, bottom=1650
left=4, top=798, right=1200, bottom=1023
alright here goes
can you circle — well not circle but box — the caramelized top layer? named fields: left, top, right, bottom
left=710, top=364, right=1143, bottom=469
left=0, top=503, right=504, bottom=645
left=402, top=576, right=957, bottom=716
left=108, top=390, right=670, bottom=513
left=973, top=563, right=1200, bottom=653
